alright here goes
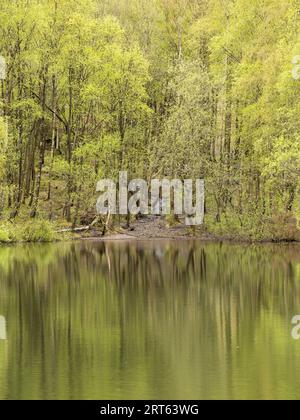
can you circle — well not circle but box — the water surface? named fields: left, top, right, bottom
left=0, top=240, right=300, bottom=400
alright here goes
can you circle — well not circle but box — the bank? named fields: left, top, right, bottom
left=1, top=213, right=300, bottom=245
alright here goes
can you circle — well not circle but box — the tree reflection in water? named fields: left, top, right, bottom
left=0, top=240, right=300, bottom=399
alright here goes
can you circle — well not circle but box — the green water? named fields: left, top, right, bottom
left=0, top=240, right=300, bottom=400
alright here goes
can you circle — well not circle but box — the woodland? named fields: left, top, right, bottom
left=0, top=0, right=300, bottom=242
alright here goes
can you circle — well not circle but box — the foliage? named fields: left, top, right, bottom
left=0, top=226, right=10, bottom=243
left=0, top=0, right=299, bottom=241
left=21, top=220, right=56, bottom=243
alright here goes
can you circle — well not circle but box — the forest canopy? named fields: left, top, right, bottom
left=0, top=0, right=300, bottom=241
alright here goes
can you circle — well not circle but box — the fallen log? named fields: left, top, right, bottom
left=56, top=226, right=90, bottom=233
left=56, top=216, right=101, bottom=233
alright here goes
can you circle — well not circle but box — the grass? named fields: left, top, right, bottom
left=205, top=211, right=300, bottom=242
left=0, top=226, right=10, bottom=243
left=21, top=220, right=56, bottom=242
left=0, top=220, right=57, bottom=243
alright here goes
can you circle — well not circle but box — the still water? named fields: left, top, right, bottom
left=0, top=240, right=300, bottom=400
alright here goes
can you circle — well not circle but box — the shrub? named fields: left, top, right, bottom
left=263, top=213, right=300, bottom=242
left=165, top=214, right=180, bottom=228
left=0, top=226, right=10, bottom=243
left=21, top=220, right=56, bottom=242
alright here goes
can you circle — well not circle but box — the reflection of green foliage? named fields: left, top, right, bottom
left=0, top=241, right=300, bottom=399
left=0, top=242, right=70, bottom=276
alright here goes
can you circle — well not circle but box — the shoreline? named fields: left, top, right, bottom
left=1, top=234, right=300, bottom=246
left=74, top=229, right=300, bottom=246
left=1, top=216, right=300, bottom=245
left=73, top=215, right=300, bottom=245
left=1, top=225, right=300, bottom=245
left=80, top=234, right=300, bottom=245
